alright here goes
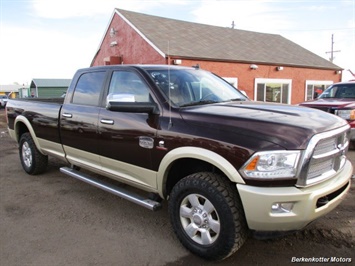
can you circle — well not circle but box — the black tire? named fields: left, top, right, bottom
left=168, top=172, right=248, bottom=260
left=19, top=132, right=48, bottom=175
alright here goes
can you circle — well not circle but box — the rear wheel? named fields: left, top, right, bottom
left=168, top=172, right=248, bottom=260
left=19, top=133, right=48, bottom=175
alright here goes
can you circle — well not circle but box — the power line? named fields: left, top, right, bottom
left=278, top=27, right=354, bottom=32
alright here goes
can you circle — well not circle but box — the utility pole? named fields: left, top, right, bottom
left=326, top=34, right=341, bottom=62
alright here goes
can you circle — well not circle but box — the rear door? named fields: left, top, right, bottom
left=98, top=69, right=160, bottom=188
left=60, top=70, right=107, bottom=169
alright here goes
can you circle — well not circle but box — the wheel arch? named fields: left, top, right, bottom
left=157, top=147, right=245, bottom=198
left=14, top=115, right=44, bottom=155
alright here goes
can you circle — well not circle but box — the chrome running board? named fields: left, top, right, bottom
left=60, top=167, right=162, bottom=211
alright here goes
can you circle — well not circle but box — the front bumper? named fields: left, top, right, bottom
left=237, top=160, right=352, bottom=231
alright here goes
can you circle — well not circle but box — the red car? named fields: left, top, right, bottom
left=299, top=81, right=355, bottom=141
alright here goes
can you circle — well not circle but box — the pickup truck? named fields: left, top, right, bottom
left=6, top=65, right=353, bottom=260
left=0, top=95, right=8, bottom=108
left=299, top=81, right=355, bottom=141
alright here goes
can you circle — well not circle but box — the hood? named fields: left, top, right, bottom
left=180, top=101, right=348, bottom=150
left=299, top=98, right=355, bottom=109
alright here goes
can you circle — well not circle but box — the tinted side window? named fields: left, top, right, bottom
left=108, top=71, right=151, bottom=102
left=72, top=71, right=106, bottom=106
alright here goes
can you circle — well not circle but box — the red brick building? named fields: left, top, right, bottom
left=91, top=9, right=343, bottom=104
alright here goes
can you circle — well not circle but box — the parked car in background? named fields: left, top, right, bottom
left=0, top=95, right=8, bottom=108
left=299, top=81, right=355, bottom=141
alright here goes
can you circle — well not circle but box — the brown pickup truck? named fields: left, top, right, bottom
left=6, top=65, right=353, bottom=260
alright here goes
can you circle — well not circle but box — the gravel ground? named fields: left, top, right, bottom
left=0, top=109, right=354, bottom=266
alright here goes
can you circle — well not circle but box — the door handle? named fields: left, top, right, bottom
left=62, top=113, right=72, bottom=118
left=100, top=119, right=114, bottom=125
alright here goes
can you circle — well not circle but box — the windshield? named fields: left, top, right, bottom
left=146, top=68, right=248, bottom=107
left=318, top=83, right=355, bottom=99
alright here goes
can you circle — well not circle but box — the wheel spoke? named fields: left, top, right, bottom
left=200, top=230, right=213, bottom=245
left=202, top=199, right=215, bottom=214
left=180, top=205, right=193, bottom=218
left=185, top=223, right=198, bottom=238
left=187, top=194, right=200, bottom=208
left=208, top=219, right=220, bottom=234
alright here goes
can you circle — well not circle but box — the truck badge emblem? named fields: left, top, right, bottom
left=139, top=136, right=154, bottom=149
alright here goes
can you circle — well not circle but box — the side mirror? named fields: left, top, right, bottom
left=106, top=93, right=159, bottom=114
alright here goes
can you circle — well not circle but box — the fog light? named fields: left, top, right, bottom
left=271, top=202, right=295, bottom=213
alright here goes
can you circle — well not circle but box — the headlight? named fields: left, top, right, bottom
left=240, top=151, right=300, bottom=179
left=335, top=109, right=355, bottom=120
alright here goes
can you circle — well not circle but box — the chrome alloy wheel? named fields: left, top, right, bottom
left=179, top=194, right=220, bottom=245
left=22, top=141, right=33, bottom=168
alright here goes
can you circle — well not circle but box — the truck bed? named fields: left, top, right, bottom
left=6, top=97, right=64, bottom=144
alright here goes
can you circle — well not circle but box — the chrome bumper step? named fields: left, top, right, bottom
left=60, top=167, right=162, bottom=211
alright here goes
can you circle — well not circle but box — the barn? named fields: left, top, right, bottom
left=91, top=9, right=343, bottom=104
left=29, top=79, right=71, bottom=98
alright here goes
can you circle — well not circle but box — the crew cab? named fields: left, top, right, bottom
left=299, top=81, right=355, bottom=141
left=6, top=65, right=353, bottom=260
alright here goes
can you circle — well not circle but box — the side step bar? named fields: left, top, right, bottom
left=60, top=167, right=162, bottom=211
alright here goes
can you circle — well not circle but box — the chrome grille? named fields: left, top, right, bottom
left=313, top=138, right=337, bottom=156
left=307, top=157, right=334, bottom=180
left=297, top=125, right=350, bottom=187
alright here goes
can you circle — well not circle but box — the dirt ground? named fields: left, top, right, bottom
left=0, top=109, right=354, bottom=266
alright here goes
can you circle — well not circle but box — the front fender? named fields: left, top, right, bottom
left=157, top=146, right=245, bottom=196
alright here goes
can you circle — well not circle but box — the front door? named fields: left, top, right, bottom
left=98, top=70, right=159, bottom=188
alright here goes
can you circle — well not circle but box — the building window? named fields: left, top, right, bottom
left=255, top=79, right=292, bottom=104
left=305, top=80, right=333, bottom=101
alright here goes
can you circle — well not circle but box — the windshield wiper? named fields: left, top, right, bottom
left=180, top=100, right=219, bottom=107
left=227, top=98, right=247, bottom=101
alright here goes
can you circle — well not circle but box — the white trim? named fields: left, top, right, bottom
left=304, top=80, right=333, bottom=101
left=95, top=9, right=117, bottom=55
left=254, top=78, right=292, bottom=104
left=306, top=80, right=333, bottom=85
left=115, top=9, right=166, bottom=58
left=93, top=9, right=166, bottom=63
left=157, top=146, right=245, bottom=196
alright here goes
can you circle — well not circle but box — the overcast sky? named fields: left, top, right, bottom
left=0, top=0, right=354, bottom=85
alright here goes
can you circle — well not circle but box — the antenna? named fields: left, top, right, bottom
left=167, top=41, right=173, bottom=130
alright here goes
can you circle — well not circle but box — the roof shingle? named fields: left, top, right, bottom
left=116, top=9, right=341, bottom=70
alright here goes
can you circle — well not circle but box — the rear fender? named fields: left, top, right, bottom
left=14, top=115, right=45, bottom=155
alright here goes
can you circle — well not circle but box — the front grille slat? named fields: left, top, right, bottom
left=308, top=157, right=334, bottom=180
left=313, top=138, right=337, bottom=156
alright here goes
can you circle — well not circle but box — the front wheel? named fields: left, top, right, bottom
left=168, top=172, right=248, bottom=260
left=19, top=133, right=48, bottom=175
